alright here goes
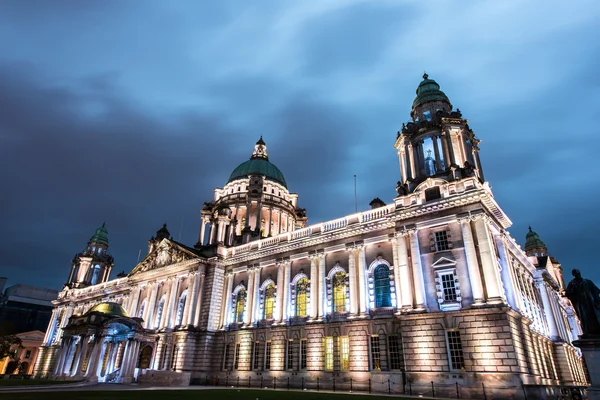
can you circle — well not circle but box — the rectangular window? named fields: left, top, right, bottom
left=446, top=330, right=465, bottom=370
left=425, top=186, right=441, bottom=202
left=340, top=336, right=349, bottom=370
left=25, top=350, right=31, bottom=359
left=287, top=340, right=294, bottom=370
left=234, top=343, right=241, bottom=370
left=388, top=335, right=404, bottom=370
left=300, top=339, right=307, bottom=370
left=265, top=342, right=272, bottom=370
left=370, top=336, right=381, bottom=371
left=441, top=273, right=458, bottom=301
left=324, top=337, right=334, bottom=371
left=435, top=230, right=449, bottom=251
left=222, top=344, right=230, bottom=371
left=253, top=341, right=260, bottom=370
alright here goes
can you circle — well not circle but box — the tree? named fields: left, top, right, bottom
left=0, top=334, right=22, bottom=360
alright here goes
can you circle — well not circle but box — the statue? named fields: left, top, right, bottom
left=566, top=269, right=600, bottom=337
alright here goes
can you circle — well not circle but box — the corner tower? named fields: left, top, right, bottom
left=197, top=137, right=307, bottom=247
left=66, top=223, right=115, bottom=289
left=394, top=74, right=485, bottom=195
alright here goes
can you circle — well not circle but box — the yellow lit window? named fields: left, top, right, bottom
left=323, top=336, right=333, bottom=371
left=235, top=289, right=246, bottom=323
left=341, top=336, right=349, bottom=370
left=296, top=278, right=309, bottom=317
left=263, top=284, right=276, bottom=320
left=333, top=272, right=346, bottom=313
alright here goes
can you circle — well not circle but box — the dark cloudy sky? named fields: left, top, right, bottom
left=1, top=1, right=599, bottom=291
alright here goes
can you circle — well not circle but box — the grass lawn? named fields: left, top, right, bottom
left=7, top=389, right=413, bottom=400
left=0, top=379, right=82, bottom=387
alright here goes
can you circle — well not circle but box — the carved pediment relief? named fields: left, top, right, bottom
left=129, top=239, right=198, bottom=276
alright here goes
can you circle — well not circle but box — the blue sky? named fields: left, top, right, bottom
left=1, top=0, right=599, bottom=290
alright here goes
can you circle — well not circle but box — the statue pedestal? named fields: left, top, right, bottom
left=573, top=336, right=600, bottom=400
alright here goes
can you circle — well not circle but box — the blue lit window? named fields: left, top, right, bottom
left=374, top=265, right=392, bottom=308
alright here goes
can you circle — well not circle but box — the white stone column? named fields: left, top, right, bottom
left=282, top=261, right=291, bottom=321
left=318, top=255, right=326, bottom=318
left=357, top=246, right=367, bottom=314
left=347, top=248, right=357, bottom=314
left=199, top=217, right=207, bottom=245
left=223, top=272, right=234, bottom=326
left=117, top=339, right=132, bottom=379
left=391, top=238, right=401, bottom=311
left=268, top=207, right=273, bottom=236
left=252, top=268, right=261, bottom=323
left=95, top=341, right=108, bottom=378
left=54, top=336, right=71, bottom=376
left=57, top=304, right=74, bottom=343
left=43, top=309, right=59, bottom=345
left=396, top=234, right=413, bottom=310
left=186, top=272, right=200, bottom=326
left=495, top=234, right=518, bottom=309
left=473, top=217, right=503, bottom=302
left=310, top=256, right=318, bottom=319
left=209, top=221, right=216, bottom=244
left=459, top=218, right=485, bottom=304
left=193, top=272, right=205, bottom=327
left=144, top=282, right=160, bottom=329
left=166, top=277, right=180, bottom=329
left=128, top=285, right=141, bottom=317
left=245, top=267, right=255, bottom=325
left=276, top=263, right=285, bottom=322
left=536, top=279, right=560, bottom=340
left=409, top=230, right=427, bottom=310
left=73, top=336, right=89, bottom=376
left=84, top=337, right=102, bottom=378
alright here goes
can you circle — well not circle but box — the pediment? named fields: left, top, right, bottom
left=129, top=239, right=199, bottom=276
left=431, top=256, right=456, bottom=269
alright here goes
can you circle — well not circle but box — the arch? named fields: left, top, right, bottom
left=295, top=277, right=309, bottom=317
left=232, top=284, right=247, bottom=323
left=332, top=271, right=347, bottom=313
left=367, top=258, right=395, bottom=309
left=138, top=345, right=153, bottom=369
left=327, top=264, right=346, bottom=279
left=260, top=279, right=276, bottom=320
left=374, top=264, right=392, bottom=308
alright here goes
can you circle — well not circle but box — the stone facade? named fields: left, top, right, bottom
left=34, top=75, right=588, bottom=399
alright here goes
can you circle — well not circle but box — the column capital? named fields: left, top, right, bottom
left=396, top=226, right=417, bottom=236
left=226, top=271, right=235, bottom=278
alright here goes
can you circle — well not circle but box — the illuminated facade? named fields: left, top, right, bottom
left=34, top=75, right=588, bottom=398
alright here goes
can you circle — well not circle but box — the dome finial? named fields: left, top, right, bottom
left=251, top=136, right=269, bottom=160
left=423, top=72, right=428, bottom=80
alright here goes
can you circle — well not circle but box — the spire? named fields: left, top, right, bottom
left=251, top=136, right=269, bottom=160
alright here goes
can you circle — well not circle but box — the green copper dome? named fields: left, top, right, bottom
left=228, top=158, right=287, bottom=187
left=89, top=222, right=109, bottom=246
left=87, top=302, right=129, bottom=317
left=412, top=73, right=450, bottom=108
left=525, top=226, right=547, bottom=255
left=227, top=137, right=287, bottom=187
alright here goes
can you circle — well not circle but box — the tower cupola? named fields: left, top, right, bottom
left=525, top=226, right=548, bottom=257
left=394, top=74, right=485, bottom=196
left=66, top=223, right=115, bottom=289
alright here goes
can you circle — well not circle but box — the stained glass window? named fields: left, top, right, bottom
left=374, top=265, right=392, bottom=308
left=235, top=289, right=246, bottom=323
left=333, top=272, right=347, bottom=313
left=263, top=284, right=276, bottom=320
left=296, top=278, right=309, bottom=317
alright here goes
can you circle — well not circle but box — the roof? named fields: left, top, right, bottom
left=86, top=302, right=129, bottom=317
left=89, top=222, right=109, bottom=246
left=228, top=158, right=287, bottom=187
left=412, top=73, right=450, bottom=108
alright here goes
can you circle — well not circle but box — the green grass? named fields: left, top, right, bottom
left=6, top=389, right=412, bottom=400
left=0, top=379, right=82, bottom=387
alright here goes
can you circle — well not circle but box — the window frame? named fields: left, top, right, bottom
left=445, top=330, right=465, bottom=371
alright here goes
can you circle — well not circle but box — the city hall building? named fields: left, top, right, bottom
left=34, top=75, right=588, bottom=398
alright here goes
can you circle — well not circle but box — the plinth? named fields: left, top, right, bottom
left=573, top=336, right=600, bottom=400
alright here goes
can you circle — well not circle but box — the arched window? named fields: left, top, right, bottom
left=263, top=283, right=276, bottom=320
left=295, top=278, right=309, bottom=317
left=333, top=271, right=347, bottom=313
left=154, top=297, right=166, bottom=329
left=235, top=289, right=246, bottom=323
left=374, top=265, right=392, bottom=308
left=175, top=292, right=187, bottom=326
